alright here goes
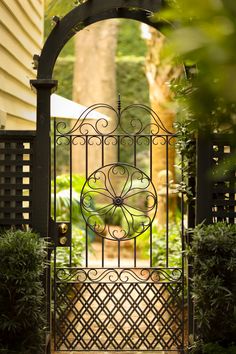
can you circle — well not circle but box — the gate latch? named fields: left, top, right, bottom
left=50, top=220, right=71, bottom=247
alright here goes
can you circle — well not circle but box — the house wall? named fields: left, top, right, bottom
left=0, top=0, right=44, bottom=130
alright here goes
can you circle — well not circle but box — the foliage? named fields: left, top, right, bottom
left=158, top=0, right=236, bottom=198
left=159, top=0, right=236, bottom=132
left=0, top=230, right=46, bottom=354
left=190, top=222, right=236, bottom=347
left=138, top=218, right=182, bottom=268
left=51, top=174, right=103, bottom=267
left=153, top=221, right=182, bottom=268
left=190, top=341, right=236, bottom=354
left=117, top=19, right=147, bottom=58
left=174, top=116, right=196, bottom=201
left=53, top=57, right=74, bottom=99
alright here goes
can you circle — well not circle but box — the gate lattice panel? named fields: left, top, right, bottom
left=52, top=102, right=185, bottom=352
left=55, top=268, right=183, bottom=352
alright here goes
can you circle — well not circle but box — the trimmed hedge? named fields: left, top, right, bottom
left=0, top=230, right=46, bottom=354
left=190, top=222, right=236, bottom=352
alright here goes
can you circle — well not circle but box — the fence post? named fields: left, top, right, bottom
left=196, top=135, right=213, bottom=225
left=30, top=79, right=57, bottom=354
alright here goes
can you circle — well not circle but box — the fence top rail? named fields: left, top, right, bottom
left=0, top=131, right=36, bottom=138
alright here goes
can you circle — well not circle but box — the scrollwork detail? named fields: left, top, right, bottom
left=80, top=163, right=157, bottom=241
left=56, top=267, right=182, bottom=283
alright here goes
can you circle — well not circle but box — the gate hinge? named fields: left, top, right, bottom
left=49, top=218, right=71, bottom=247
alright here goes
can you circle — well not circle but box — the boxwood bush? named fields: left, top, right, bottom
left=190, top=222, right=236, bottom=352
left=0, top=229, right=46, bottom=354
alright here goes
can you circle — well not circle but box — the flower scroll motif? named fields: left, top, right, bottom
left=80, top=163, right=157, bottom=241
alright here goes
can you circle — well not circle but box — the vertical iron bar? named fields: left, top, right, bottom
left=150, top=136, right=153, bottom=180
left=118, top=240, right=121, bottom=267
left=101, top=135, right=104, bottom=167
left=53, top=247, right=57, bottom=351
left=69, top=136, right=72, bottom=265
left=85, top=136, right=88, bottom=267
left=150, top=136, right=153, bottom=267
left=101, top=135, right=105, bottom=267
left=133, top=135, right=137, bottom=268
left=102, top=238, right=105, bottom=267
left=150, top=226, right=153, bottom=267
left=118, top=135, right=120, bottom=162
left=53, top=118, right=57, bottom=351
left=53, top=119, right=57, bottom=223
left=166, top=136, right=169, bottom=268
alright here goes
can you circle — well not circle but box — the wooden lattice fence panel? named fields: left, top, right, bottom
left=0, top=131, right=36, bottom=228
left=196, top=134, right=236, bottom=225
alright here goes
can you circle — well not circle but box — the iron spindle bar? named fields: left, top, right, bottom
left=101, top=135, right=105, bottom=267
left=166, top=137, right=169, bottom=268
left=150, top=225, right=153, bottom=267
left=102, top=238, right=105, bottom=267
left=69, top=136, right=72, bottom=265
left=118, top=240, right=121, bottom=267
left=53, top=118, right=57, bottom=350
left=134, top=237, right=137, bottom=267
left=118, top=135, right=120, bottom=162
left=150, top=136, right=153, bottom=267
left=85, top=135, right=88, bottom=179
left=134, top=135, right=137, bottom=166
left=85, top=135, right=88, bottom=267
left=101, top=135, right=104, bottom=166
left=53, top=121, right=57, bottom=219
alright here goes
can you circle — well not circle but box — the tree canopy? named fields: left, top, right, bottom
left=159, top=0, right=236, bottom=132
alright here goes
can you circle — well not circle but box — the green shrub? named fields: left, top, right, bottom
left=191, top=222, right=236, bottom=347
left=0, top=229, right=46, bottom=354
left=137, top=218, right=182, bottom=267
left=190, top=341, right=236, bottom=354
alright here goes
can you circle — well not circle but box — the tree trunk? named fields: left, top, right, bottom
left=72, top=20, right=119, bottom=175
left=145, top=27, right=183, bottom=225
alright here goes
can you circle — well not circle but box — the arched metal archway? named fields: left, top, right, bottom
left=30, top=1, right=187, bottom=353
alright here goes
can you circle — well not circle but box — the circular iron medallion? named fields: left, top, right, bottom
left=80, top=163, right=157, bottom=241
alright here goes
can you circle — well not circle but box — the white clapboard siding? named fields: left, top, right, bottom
left=0, top=0, right=44, bottom=130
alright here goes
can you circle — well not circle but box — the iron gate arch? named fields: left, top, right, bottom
left=30, top=1, right=187, bottom=353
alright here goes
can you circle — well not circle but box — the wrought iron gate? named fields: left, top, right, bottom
left=51, top=101, right=185, bottom=352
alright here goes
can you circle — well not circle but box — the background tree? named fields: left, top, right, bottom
left=161, top=0, right=236, bottom=133
left=144, top=26, right=183, bottom=224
